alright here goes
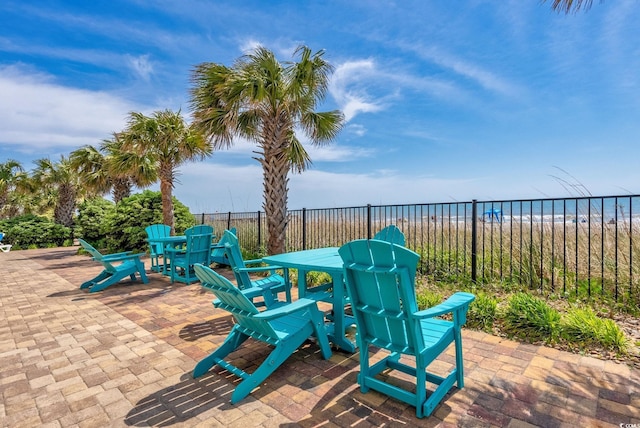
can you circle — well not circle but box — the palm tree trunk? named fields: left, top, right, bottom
left=262, top=144, right=289, bottom=255
left=112, top=178, right=132, bottom=203
left=159, top=165, right=175, bottom=234
left=55, top=183, right=76, bottom=227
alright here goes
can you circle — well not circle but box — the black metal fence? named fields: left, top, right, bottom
left=197, top=194, right=640, bottom=303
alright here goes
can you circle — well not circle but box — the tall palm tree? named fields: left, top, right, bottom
left=121, top=109, right=211, bottom=233
left=31, top=156, right=81, bottom=227
left=70, top=135, right=157, bottom=203
left=545, top=0, right=595, bottom=13
left=189, top=45, right=344, bottom=254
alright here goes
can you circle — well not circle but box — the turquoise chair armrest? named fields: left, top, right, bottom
left=253, top=298, right=317, bottom=320
left=102, top=251, right=134, bottom=259
left=235, top=265, right=283, bottom=274
left=164, top=247, right=186, bottom=255
left=211, top=286, right=274, bottom=307
left=102, top=253, right=142, bottom=262
left=413, top=292, right=475, bottom=319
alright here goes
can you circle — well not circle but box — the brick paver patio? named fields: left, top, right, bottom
left=1, top=247, right=638, bottom=427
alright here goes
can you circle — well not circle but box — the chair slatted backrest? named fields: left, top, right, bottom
left=79, top=239, right=117, bottom=273
left=211, top=227, right=236, bottom=263
left=145, top=224, right=170, bottom=239
left=185, top=224, right=214, bottom=237
left=373, top=224, right=406, bottom=246
left=194, top=264, right=279, bottom=343
left=185, top=233, right=213, bottom=266
left=145, top=224, right=170, bottom=251
left=339, top=239, right=422, bottom=354
left=222, top=230, right=254, bottom=289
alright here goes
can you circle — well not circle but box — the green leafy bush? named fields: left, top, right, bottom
left=75, top=197, right=115, bottom=247
left=104, top=190, right=195, bottom=253
left=416, top=290, right=443, bottom=310
left=467, top=292, right=498, bottom=332
left=504, top=292, right=561, bottom=342
left=0, top=214, right=72, bottom=249
left=562, top=307, right=629, bottom=354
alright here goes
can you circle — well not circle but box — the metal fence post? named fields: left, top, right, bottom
left=367, top=204, right=372, bottom=239
left=227, top=212, right=231, bottom=230
left=257, top=211, right=261, bottom=251
left=471, top=199, right=477, bottom=283
left=302, top=208, right=307, bottom=250
left=201, top=213, right=205, bottom=224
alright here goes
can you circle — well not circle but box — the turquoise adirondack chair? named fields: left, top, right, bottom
left=78, top=239, right=149, bottom=292
left=339, top=239, right=475, bottom=418
left=164, top=233, right=212, bottom=284
left=223, top=230, right=291, bottom=306
left=145, top=224, right=171, bottom=272
left=192, top=263, right=332, bottom=403
left=373, top=224, right=406, bottom=246
left=210, top=227, right=236, bottom=266
left=185, top=224, right=214, bottom=237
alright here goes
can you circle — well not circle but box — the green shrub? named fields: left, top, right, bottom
left=561, top=307, right=629, bottom=354
left=0, top=214, right=72, bottom=249
left=75, top=197, right=115, bottom=247
left=416, top=289, right=443, bottom=310
left=504, top=292, right=561, bottom=343
left=104, top=190, right=195, bottom=253
left=467, top=292, right=498, bottom=332
left=306, top=271, right=332, bottom=287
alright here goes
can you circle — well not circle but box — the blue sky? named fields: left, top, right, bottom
left=1, top=0, right=639, bottom=213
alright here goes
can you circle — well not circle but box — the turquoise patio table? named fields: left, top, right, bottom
left=146, top=236, right=187, bottom=274
left=262, top=247, right=356, bottom=352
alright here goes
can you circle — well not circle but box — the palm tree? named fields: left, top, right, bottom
left=31, top=156, right=81, bottom=227
left=545, top=0, right=596, bottom=13
left=0, top=159, right=23, bottom=218
left=189, top=45, right=344, bottom=254
left=121, top=109, right=211, bottom=233
left=70, top=135, right=157, bottom=203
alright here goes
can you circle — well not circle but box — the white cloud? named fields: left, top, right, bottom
left=239, top=38, right=262, bottom=54
left=347, top=123, right=366, bottom=137
left=126, top=54, right=154, bottom=81
left=304, top=144, right=374, bottom=162
left=173, top=161, right=263, bottom=213
left=419, top=47, right=521, bottom=98
left=174, top=159, right=484, bottom=213
left=0, top=65, right=143, bottom=151
left=330, top=60, right=385, bottom=121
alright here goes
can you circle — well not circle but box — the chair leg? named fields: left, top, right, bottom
left=193, top=328, right=249, bottom=378
left=230, top=329, right=309, bottom=404
left=89, top=272, right=127, bottom=292
left=454, top=331, right=464, bottom=388
left=170, top=262, right=177, bottom=284
left=80, top=271, right=110, bottom=289
left=310, top=307, right=332, bottom=359
left=136, top=260, right=149, bottom=283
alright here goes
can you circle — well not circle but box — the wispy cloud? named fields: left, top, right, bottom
left=0, top=65, right=143, bottom=152
left=126, top=54, right=154, bottom=81
left=329, top=60, right=385, bottom=121
left=346, top=124, right=366, bottom=137
left=408, top=45, right=523, bottom=98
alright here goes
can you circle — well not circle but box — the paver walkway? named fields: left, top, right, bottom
left=1, top=247, right=638, bottom=427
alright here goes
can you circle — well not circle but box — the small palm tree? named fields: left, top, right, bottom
left=70, top=135, right=157, bottom=203
left=31, top=156, right=81, bottom=227
left=0, top=159, right=25, bottom=218
left=190, top=45, right=344, bottom=254
left=121, top=109, right=211, bottom=233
